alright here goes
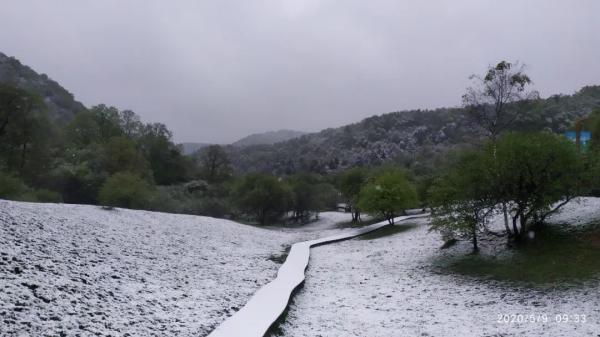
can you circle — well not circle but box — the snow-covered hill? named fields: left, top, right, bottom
left=0, top=200, right=300, bottom=336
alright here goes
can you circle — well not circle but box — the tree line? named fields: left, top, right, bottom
left=0, top=85, right=191, bottom=205
left=1, top=61, right=599, bottom=238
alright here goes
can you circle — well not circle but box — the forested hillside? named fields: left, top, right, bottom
left=0, top=52, right=85, bottom=123
left=2, top=52, right=599, bottom=226
left=226, top=86, right=600, bottom=174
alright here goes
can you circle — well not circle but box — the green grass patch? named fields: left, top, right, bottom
left=435, top=224, right=600, bottom=287
left=358, top=223, right=418, bottom=240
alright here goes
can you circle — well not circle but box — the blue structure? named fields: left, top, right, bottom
left=565, top=130, right=592, bottom=151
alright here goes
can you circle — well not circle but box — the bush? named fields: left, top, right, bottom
left=98, top=172, right=156, bottom=209
left=32, top=189, right=63, bottom=203
left=0, top=172, right=63, bottom=203
left=0, top=172, right=28, bottom=199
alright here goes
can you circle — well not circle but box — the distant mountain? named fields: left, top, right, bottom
left=0, top=52, right=86, bottom=123
left=226, top=86, right=600, bottom=175
left=232, top=129, right=307, bottom=147
left=180, top=130, right=306, bottom=155
left=179, top=142, right=210, bottom=155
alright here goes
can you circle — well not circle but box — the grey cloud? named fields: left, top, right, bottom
left=1, top=0, right=599, bottom=143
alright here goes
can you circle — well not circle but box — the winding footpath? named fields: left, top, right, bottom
left=207, top=213, right=430, bottom=337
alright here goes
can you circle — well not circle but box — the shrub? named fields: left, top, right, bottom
left=33, top=189, right=63, bottom=203
left=0, top=172, right=28, bottom=199
left=98, top=172, right=156, bottom=209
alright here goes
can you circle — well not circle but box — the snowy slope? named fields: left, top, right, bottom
left=0, top=200, right=300, bottom=336
left=279, top=199, right=600, bottom=337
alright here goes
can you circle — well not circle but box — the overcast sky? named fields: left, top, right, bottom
left=1, top=1, right=599, bottom=143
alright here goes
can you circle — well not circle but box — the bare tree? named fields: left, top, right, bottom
left=463, top=61, right=538, bottom=141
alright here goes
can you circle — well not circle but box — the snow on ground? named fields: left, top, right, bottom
left=3, top=195, right=598, bottom=337
left=282, top=212, right=356, bottom=233
left=300, top=212, right=355, bottom=231
left=261, top=212, right=357, bottom=242
left=279, top=199, right=600, bottom=337
left=0, top=200, right=304, bottom=337
left=547, top=197, right=600, bottom=226
left=486, top=197, right=600, bottom=232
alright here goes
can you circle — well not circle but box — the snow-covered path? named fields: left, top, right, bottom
left=208, top=214, right=429, bottom=337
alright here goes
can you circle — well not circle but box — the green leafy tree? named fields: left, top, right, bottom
left=287, top=173, right=320, bottom=222
left=51, top=140, right=110, bottom=204
left=588, top=109, right=600, bottom=153
left=586, top=113, right=600, bottom=195
left=138, top=123, right=190, bottom=185
left=340, top=168, right=367, bottom=221
left=233, top=173, right=292, bottom=225
left=463, top=60, right=538, bottom=235
left=198, top=145, right=232, bottom=183
left=119, top=109, right=143, bottom=138
left=0, top=171, right=28, bottom=199
left=429, top=151, right=496, bottom=252
left=494, top=132, right=583, bottom=239
left=102, top=136, right=152, bottom=179
left=585, top=152, right=600, bottom=196
left=431, top=133, right=583, bottom=248
left=0, top=85, right=53, bottom=183
left=98, top=172, right=156, bottom=209
left=313, top=182, right=340, bottom=218
left=0, top=85, right=27, bottom=138
left=64, top=111, right=102, bottom=148
left=90, top=104, right=123, bottom=143
left=357, top=169, right=418, bottom=224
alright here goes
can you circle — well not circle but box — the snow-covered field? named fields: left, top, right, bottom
left=0, top=200, right=303, bottom=336
left=279, top=198, right=600, bottom=337
left=2, top=197, right=598, bottom=337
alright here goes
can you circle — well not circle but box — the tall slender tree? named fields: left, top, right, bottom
left=463, top=61, right=538, bottom=235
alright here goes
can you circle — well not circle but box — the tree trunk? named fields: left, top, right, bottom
left=19, top=116, right=29, bottom=172
left=512, top=213, right=520, bottom=238
left=20, top=141, right=27, bottom=171
left=502, top=202, right=512, bottom=235
left=472, top=224, right=479, bottom=252
left=519, top=215, right=529, bottom=240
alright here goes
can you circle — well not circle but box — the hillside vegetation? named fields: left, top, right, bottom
left=0, top=52, right=85, bottom=124
left=1, top=54, right=599, bottom=230
left=226, top=86, right=600, bottom=174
